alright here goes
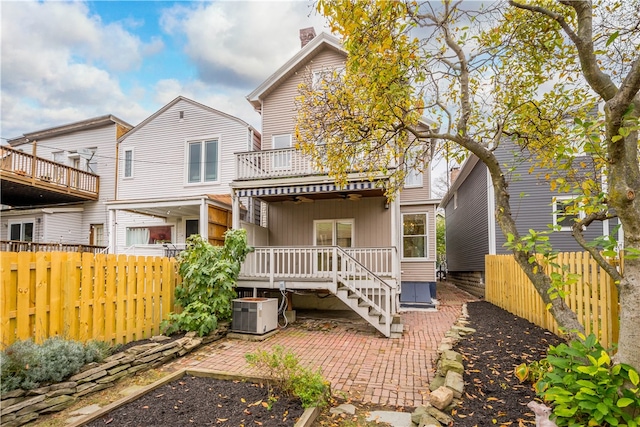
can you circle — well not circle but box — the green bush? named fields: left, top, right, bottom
left=0, top=337, right=111, bottom=393
left=162, top=230, right=252, bottom=337
left=245, top=345, right=330, bottom=409
left=534, top=334, right=640, bottom=427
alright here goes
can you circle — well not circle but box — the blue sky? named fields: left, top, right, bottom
left=1, top=1, right=329, bottom=139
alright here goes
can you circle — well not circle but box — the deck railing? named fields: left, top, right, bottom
left=235, top=148, right=318, bottom=180
left=1, top=145, right=99, bottom=197
left=1, top=240, right=106, bottom=254
left=240, top=246, right=396, bottom=280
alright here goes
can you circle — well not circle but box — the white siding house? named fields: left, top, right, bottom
left=108, top=96, right=260, bottom=255
left=2, top=116, right=133, bottom=250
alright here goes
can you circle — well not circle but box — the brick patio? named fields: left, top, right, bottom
left=163, top=282, right=476, bottom=408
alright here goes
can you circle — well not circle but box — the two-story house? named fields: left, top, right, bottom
left=1, top=115, right=132, bottom=251
left=106, top=96, right=261, bottom=255
left=440, top=139, right=621, bottom=297
left=230, top=30, right=440, bottom=337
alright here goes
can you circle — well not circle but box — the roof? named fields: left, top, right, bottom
left=8, top=115, right=133, bottom=146
left=118, top=96, right=260, bottom=143
left=438, top=155, right=480, bottom=208
left=246, top=32, right=346, bottom=110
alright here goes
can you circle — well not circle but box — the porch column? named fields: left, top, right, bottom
left=108, top=208, right=116, bottom=254
left=232, top=190, right=241, bottom=229
left=391, top=195, right=401, bottom=314
left=200, top=199, right=208, bottom=240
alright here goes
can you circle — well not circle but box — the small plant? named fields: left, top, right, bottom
left=534, top=334, right=640, bottom=427
left=162, top=230, right=253, bottom=337
left=0, top=337, right=111, bottom=392
left=515, top=358, right=551, bottom=388
left=245, top=345, right=330, bottom=409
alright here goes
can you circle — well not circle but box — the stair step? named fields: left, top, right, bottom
left=390, top=332, right=403, bottom=339
left=369, top=308, right=381, bottom=317
left=358, top=300, right=370, bottom=308
left=391, top=323, right=404, bottom=333
left=347, top=293, right=360, bottom=300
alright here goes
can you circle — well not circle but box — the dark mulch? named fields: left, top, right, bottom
left=85, top=376, right=305, bottom=427
left=452, top=300, right=563, bottom=426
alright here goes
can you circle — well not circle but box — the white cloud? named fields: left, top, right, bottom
left=160, top=1, right=329, bottom=87
left=0, top=1, right=160, bottom=138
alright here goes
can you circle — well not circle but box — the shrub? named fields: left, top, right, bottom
left=162, top=230, right=252, bottom=337
left=533, top=334, right=640, bottom=427
left=245, top=345, right=330, bottom=409
left=0, top=337, right=111, bottom=393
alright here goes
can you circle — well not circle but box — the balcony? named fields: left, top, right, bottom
left=1, top=240, right=106, bottom=254
left=1, top=146, right=99, bottom=206
left=235, top=147, right=318, bottom=180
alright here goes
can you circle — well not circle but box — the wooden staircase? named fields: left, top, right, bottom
left=333, top=248, right=403, bottom=338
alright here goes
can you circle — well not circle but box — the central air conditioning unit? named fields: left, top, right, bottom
left=231, top=297, right=278, bottom=334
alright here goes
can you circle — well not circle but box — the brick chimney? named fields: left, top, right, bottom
left=450, top=166, right=461, bottom=184
left=300, top=27, right=316, bottom=48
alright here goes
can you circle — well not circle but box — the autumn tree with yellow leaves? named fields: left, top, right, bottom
left=295, top=0, right=640, bottom=372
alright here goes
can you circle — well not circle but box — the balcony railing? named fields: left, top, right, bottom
left=1, top=145, right=99, bottom=198
left=240, top=246, right=397, bottom=280
left=1, top=240, right=106, bottom=254
left=235, top=148, right=318, bottom=180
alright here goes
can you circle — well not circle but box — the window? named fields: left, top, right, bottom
left=272, top=134, right=291, bottom=168
left=90, top=224, right=104, bottom=246
left=9, top=220, right=34, bottom=242
left=185, top=219, right=199, bottom=237
left=124, top=149, right=133, bottom=178
left=453, top=192, right=458, bottom=209
left=312, top=67, right=345, bottom=89
left=314, top=219, right=354, bottom=247
left=553, top=197, right=585, bottom=231
left=126, top=225, right=173, bottom=245
left=87, top=148, right=98, bottom=174
left=405, top=168, right=423, bottom=187
left=402, top=213, right=428, bottom=259
left=187, top=139, right=219, bottom=183
left=52, top=151, right=66, bottom=165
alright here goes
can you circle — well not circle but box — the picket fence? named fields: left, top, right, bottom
left=1, top=251, right=180, bottom=347
left=485, top=252, right=620, bottom=348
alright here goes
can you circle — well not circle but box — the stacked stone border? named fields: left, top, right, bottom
left=410, top=303, right=475, bottom=426
left=0, top=325, right=229, bottom=427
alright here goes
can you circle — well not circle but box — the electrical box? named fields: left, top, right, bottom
left=231, top=297, right=278, bottom=334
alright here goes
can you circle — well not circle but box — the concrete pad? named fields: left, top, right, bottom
left=329, top=403, right=356, bottom=415
left=366, top=411, right=413, bottom=427
left=226, top=329, right=279, bottom=341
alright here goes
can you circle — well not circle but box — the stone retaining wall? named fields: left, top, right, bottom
left=0, top=325, right=228, bottom=427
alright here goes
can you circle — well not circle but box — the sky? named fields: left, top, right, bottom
left=0, top=0, right=330, bottom=140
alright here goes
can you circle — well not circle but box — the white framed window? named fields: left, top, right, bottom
left=405, top=168, right=423, bottom=188
left=312, top=67, right=345, bottom=89
left=187, top=138, right=219, bottom=183
left=553, top=197, right=585, bottom=231
left=124, top=149, right=134, bottom=178
left=402, top=213, right=428, bottom=259
left=126, top=225, right=173, bottom=245
left=86, top=148, right=98, bottom=174
left=90, top=224, right=104, bottom=246
left=9, top=219, right=35, bottom=242
left=272, top=134, right=292, bottom=168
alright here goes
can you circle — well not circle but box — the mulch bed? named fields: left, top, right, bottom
left=451, top=300, right=563, bottom=426
left=85, top=376, right=305, bottom=427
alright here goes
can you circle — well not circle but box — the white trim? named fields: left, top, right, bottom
left=184, top=135, right=221, bottom=185
left=123, top=148, right=134, bottom=179
left=487, top=168, right=496, bottom=255
left=401, top=212, right=429, bottom=260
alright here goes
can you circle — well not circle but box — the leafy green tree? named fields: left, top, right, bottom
left=295, top=0, right=640, bottom=372
left=163, top=230, right=253, bottom=336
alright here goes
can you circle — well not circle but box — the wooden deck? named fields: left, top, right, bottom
left=1, top=145, right=99, bottom=206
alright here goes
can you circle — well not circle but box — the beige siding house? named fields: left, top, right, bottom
left=231, top=30, right=439, bottom=337
left=2, top=116, right=133, bottom=251
left=107, top=96, right=261, bottom=255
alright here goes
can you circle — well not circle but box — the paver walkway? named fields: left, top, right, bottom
left=164, top=282, right=476, bottom=408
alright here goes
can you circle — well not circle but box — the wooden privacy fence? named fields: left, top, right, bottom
left=485, top=252, right=619, bottom=348
left=1, top=251, right=179, bottom=348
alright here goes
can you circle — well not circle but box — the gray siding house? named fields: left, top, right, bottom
left=440, top=139, right=620, bottom=296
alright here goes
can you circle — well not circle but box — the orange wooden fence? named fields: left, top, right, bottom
left=485, top=252, right=620, bottom=348
left=1, top=251, right=179, bottom=347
